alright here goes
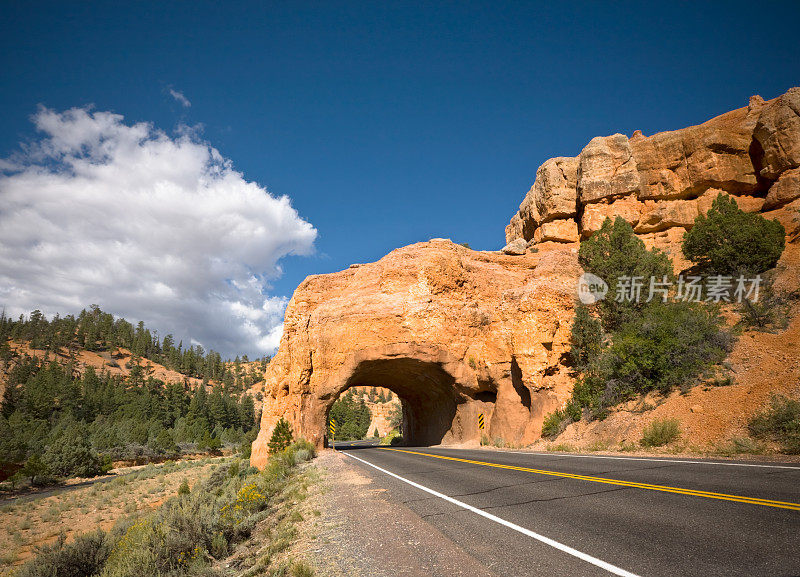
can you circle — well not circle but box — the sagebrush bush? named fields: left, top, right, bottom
left=18, top=440, right=317, bottom=577
left=640, top=419, right=681, bottom=447
left=748, top=395, right=800, bottom=454
left=15, top=530, right=110, bottom=577
left=683, top=193, right=785, bottom=274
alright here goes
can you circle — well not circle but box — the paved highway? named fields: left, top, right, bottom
left=333, top=444, right=800, bottom=577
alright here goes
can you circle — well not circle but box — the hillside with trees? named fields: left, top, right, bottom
left=0, top=307, right=265, bottom=489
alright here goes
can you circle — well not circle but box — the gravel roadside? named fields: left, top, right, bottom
left=309, top=451, right=498, bottom=577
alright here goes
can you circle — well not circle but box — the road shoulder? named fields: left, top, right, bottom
left=309, top=451, right=498, bottom=577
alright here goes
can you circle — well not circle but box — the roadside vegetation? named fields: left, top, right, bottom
left=640, top=418, right=682, bottom=447
left=748, top=395, right=800, bottom=454
left=8, top=440, right=318, bottom=577
left=0, top=457, right=224, bottom=573
left=0, top=355, right=258, bottom=490
left=543, top=195, right=788, bottom=443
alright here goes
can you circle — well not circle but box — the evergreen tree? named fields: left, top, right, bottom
left=683, top=193, right=785, bottom=274
left=569, top=304, right=603, bottom=371
left=20, top=454, right=49, bottom=485
left=579, top=217, right=673, bottom=330
left=43, top=423, right=106, bottom=478
left=268, top=418, right=293, bottom=453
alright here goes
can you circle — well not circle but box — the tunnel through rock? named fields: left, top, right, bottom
left=325, top=358, right=460, bottom=446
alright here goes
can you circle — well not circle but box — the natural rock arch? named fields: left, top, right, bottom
left=250, top=241, right=581, bottom=468
left=319, top=344, right=477, bottom=447
left=250, top=88, right=800, bottom=469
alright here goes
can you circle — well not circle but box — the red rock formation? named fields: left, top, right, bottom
left=505, top=87, right=800, bottom=257
left=250, top=242, right=581, bottom=467
left=252, top=88, right=800, bottom=467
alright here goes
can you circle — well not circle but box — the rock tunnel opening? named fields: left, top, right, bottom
left=325, top=357, right=460, bottom=447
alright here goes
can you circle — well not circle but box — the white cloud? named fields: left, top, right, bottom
left=168, top=88, right=191, bottom=108
left=0, top=106, right=316, bottom=357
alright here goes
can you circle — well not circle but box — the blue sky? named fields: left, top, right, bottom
left=1, top=1, right=798, bottom=356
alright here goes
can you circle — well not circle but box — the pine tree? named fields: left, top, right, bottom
left=268, top=418, right=293, bottom=453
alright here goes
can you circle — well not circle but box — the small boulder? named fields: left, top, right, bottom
left=501, top=238, right=528, bottom=255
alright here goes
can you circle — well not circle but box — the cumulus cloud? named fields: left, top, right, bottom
left=168, top=88, right=192, bottom=107
left=0, top=106, right=316, bottom=357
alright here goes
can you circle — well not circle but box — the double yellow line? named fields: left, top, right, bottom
left=382, top=448, right=800, bottom=511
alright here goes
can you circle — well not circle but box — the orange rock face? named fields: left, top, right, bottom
left=506, top=87, right=800, bottom=250
left=250, top=241, right=582, bottom=467
left=252, top=88, right=800, bottom=468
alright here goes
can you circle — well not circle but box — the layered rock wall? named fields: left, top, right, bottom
left=506, top=88, right=800, bottom=256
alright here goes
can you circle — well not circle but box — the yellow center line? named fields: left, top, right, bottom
left=380, top=448, right=800, bottom=511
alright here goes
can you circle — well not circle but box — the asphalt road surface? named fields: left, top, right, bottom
left=334, top=445, right=800, bottom=577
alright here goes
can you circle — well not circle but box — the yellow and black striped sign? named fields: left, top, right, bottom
left=478, top=413, right=485, bottom=430
left=329, top=418, right=336, bottom=436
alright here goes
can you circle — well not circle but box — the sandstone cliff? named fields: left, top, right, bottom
left=505, top=88, right=800, bottom=260
left=252, top=88, right=800, bottom=467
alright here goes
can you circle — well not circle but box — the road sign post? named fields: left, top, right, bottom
left=478, top=413, right=485, bottom=431
left=329, top=418, right=336, bottom=450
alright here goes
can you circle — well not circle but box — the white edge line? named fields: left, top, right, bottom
left=343, top=451, right=641, bottom=577
left=434, top=448, right=800, bottom=470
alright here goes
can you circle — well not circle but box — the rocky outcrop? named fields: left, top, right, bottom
left=506, top=87, right=800, bottom=250
left=251, top=88, right=800, bottom=468
left=250, top=240, right=582, bottom=467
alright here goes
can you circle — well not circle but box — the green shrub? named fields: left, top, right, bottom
left=683, top=193, right=785, bottom=274
left=380, top=430, right=402, bottom=446
left=290, top=559, right=315, bottom=577
left=748, top=395, right=800, bottom=454
left=569, top=304, right=603, bottom=371
left=389, top=434, right=404, bottom=446
left=713, top=437, right=768, bottom=456
left=640, top=418, right=681, bottom=447
left=541, top=400, right=581, bottom=439
left=177, top=480, right=190, bottom=496
left=601, top=302, right=730, bottom=397
left=16, top=530, right=110, bottom=577
left=579, top=217, right=673, bottom=330
left=44, top=425, right=107, bottom=478
left=738, top=278, right=790, bottom=331
left=540, top=411, right=564, bottom=439
left=268, top=418, right=294, bottom=454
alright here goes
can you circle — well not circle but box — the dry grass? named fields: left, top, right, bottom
left=0, top=457, right=227, bottom=575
